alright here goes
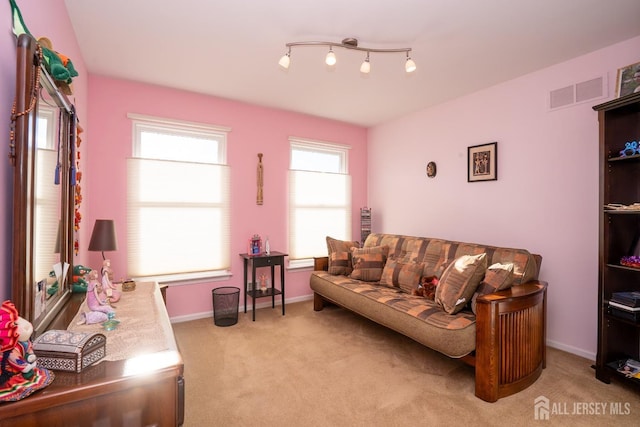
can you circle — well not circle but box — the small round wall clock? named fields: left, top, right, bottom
left=426, top=161, right=437, bottom=178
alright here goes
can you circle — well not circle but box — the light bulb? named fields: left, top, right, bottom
left=360, top=60, right=370, bottom=74
left=325, top=48, right=336, bottom=66
left=278, top=53, right=290, bottom=69
left=405, top=57, right=417, bottom=73
left=360, top=53, right=370, bottom=74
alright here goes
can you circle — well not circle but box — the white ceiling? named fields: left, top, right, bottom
left=63, top=0, right=640, bottom=127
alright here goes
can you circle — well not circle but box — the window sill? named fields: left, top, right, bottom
left=133, top=270, right=232, bottom=287
left=287, top=259, right=314, bottom=271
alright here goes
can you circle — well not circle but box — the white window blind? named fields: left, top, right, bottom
left=127, top=158, right=230, bottom=276
left=127, top=115, right=230, bottom=278
left=289, top=138, right=351, bottom=262
left=35, top=148, right=60, bottom=282
left=289, top=170, right=351, bottom=260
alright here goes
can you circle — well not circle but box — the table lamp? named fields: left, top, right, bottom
left=88, top=219, right=118, bottom=260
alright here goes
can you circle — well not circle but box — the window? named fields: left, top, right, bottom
left=289, top=138, right=351, bottom=266
left=34, top=104, right=59, bottom=282
left=127, top=114, right=231, bottom=280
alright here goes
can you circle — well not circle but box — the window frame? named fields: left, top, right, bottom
left=127, top=114, right=232, bottom=284
left=288, top=137, right=352, bottom=269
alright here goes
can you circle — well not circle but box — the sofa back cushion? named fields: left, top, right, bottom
left=350, top=245, right=389, bottom=282
left=364, top=233, right=539, bottom=285
left=379, top=258, right=424, bottom=293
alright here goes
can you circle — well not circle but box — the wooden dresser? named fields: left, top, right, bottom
left=0, top=282, right=184, bottom=426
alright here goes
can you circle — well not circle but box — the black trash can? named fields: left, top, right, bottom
left=212, top=287, right=240, bottom=326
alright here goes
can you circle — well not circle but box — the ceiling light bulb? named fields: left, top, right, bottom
left=360, top=54, right=371, bottom=74
left=278, top=53, right=290, bottom=69
left=405, top=57, right=417, bottom=73
left=325, top=48, right=336, bottom=66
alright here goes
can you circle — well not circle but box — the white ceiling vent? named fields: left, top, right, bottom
left=549, top=76, right=606, bottom=111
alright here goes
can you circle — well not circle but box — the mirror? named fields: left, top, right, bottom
left=11, top=33, right=75, bottom=336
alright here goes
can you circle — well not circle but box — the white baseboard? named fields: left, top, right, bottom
left=170, top=295, right=598, bottom=364
left=170, top=293, right=314, bottom=324
left=546, top=339, right=595, bottom=362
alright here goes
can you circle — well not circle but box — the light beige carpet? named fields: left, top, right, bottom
left=172, top=300, right=640, bottom=426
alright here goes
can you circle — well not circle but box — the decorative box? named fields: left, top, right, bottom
left=122, top=279, right=136, bottom=292
left=33, top=330, right=106, bottom=373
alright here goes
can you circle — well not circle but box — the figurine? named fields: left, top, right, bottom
left=0, top=300, right=54, bottom=402
left=86, top=269, right=115, bottom=314
left=101, top=259, right=120, bottom=303
left=7, top=317, right=37, bottom=379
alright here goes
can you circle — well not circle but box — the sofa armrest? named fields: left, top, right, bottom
left=314, top=256, right=329, bottom=271
left=474, top=280, right=548, bottom=402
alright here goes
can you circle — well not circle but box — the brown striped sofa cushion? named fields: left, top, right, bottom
left=364, top=233, right=538, bottom=285
left=350, top=245, right=389, bottom=282
left=326, top=236, right=359, bottom=275
left=379, top=257, right=424, bottom=294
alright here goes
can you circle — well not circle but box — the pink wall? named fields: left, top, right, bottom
left=0, top=0, right=88, bottom=301
left=368, top=35, right=640, bottom=360
left=85, top=76, right=367, bottom=319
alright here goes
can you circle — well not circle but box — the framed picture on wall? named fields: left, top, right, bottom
left=616, top=61, right=640, bottom=98
left=467, top=142, right=497, bottom=182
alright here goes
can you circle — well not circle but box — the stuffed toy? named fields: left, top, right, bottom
left=37, top=36, right=78, bottom=95
left=9, top=0, right=79, bottom=94
left=0, top=300, right=54, bottom=402
left=412, top=276, right=439, bottom=300
left=71, top=264, right=91, bottom=293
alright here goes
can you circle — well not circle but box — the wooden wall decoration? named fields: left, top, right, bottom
left=257, top=153, right=264, bottom=205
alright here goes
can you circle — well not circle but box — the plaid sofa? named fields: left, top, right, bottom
left=310, top=233, right=541, bottom=359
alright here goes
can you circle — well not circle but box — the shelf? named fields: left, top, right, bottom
left=604, top=311, right=640, bottom=327
left=605, top=359, right=640, bottom=386
left=603, top=209, right=640, bottom=215
left=608, top=153, right=640, bottom=163
left=592, top=93, right=639, bottom=384
left=606, top=263, right=640, bottom=272
left=247, top=288, right=282, bottom=298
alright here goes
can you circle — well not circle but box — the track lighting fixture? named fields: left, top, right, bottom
left=278, top=37, right=416, bottom=74
left=360, top=52, right=371, bottom=74
left=405, top=52, right=416, bottom=73
left=278, top=47, right=291, bottom=69
left=325, top=47, right=336, bottom=66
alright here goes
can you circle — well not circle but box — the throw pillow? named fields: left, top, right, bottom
left=435, top=253, right=487, bottom=314
left=379, top=258, right=424, bottom=294
left=350, top=245, right=389, bottom=282
left=471, top=262, right=515, bottom=314
left=326, top=236, right=359, bottom=275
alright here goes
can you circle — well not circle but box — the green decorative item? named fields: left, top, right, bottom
left=8, top=0, right=79, bottom=93
left=71, top=264, right=91, bottom=293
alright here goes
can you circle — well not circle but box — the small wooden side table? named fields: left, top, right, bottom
left=240, top=251, right=287, bottom=321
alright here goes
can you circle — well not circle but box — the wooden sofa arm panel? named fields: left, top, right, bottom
left=474, top=280, right=548, bottom=402
left=314, top=256, right=329, bottom=271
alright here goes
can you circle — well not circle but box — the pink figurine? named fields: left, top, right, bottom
left=101, top=259, right=121, bottom=303
left=86, top=269, right=115, bottom=314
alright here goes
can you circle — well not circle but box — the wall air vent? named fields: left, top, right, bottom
left=549, top=76, right=606, bottom=111
left=550, top=85, right=574, bottom=109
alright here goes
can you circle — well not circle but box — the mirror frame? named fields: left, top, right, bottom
left=11, top=33, right=75, bottom=335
